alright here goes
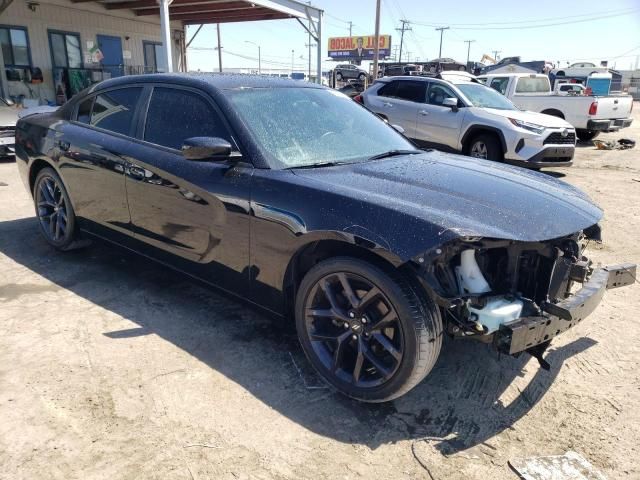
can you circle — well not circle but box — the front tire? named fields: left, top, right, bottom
left=295, top=257, right=442, bottom=402
left=33, top=167, right=78, bottom=250
left=468, top=133, right=503, bottom=162
left=576, top=129, right=600, bottom=142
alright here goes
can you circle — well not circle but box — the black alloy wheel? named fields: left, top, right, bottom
left=296, top=257, right=443, bottom=402
left=304, top=271, right=404, bottom=387
left=34, top=168, right=77, bottom=250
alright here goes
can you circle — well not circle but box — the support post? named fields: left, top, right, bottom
left=216, top=23, right=222, bottom=72
left=315, top=10, right=322, bottom=84
left=372, top=0, right=381, bottom=81
left=158, top=0, right=173, bottom=72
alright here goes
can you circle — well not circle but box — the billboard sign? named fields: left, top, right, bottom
left=328, top=35, right=392, bottom=61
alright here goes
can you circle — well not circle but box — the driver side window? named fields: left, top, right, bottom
left=143, top=87, right=232, bottom=151
left=427, top=83, right=458, bottom=106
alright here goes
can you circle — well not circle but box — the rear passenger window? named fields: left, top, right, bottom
left=378, top=81, right=398, bottom=97
left=77, top=97, right=93, bottom=124
left=393, top=80, right=426, bottom=103
left=144, top=87, right=231, bottom=151
left=91, top=88, right=142, bottom=136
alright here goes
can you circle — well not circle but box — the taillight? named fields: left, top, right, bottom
left=353, top=94, right=363, bottom=104
left=631, top=101, right=634, bottom=113
left=588, top=101, right=598, bottom=115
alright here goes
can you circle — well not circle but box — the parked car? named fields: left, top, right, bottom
left=359, top=75, right=577, bottom=168
left=479, top=73, right=633, bottom=141
left=551, top=62, right=607, bottom=78
left=380, top=63, right=420, bottom=77
left=333, top=64, right=368, bottom=81
left=15, top=74, right=635, bottom=402
left=555, top=83, right=586, bottom=96
left=0, top=97, right=18, bottom=158
left=423, top=58, right=467, bottom=72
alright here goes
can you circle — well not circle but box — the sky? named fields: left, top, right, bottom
left=185, top=0, right=640, bottom=73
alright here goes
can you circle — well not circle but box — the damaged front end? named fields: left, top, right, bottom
left=412, top=225, right=636, bottom=369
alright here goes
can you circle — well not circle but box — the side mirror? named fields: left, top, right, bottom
left=182, top=137, right=232, bottom=161
left=391, top=124, right=405, bottom=134
left=443, top=97, right=459, bottom=111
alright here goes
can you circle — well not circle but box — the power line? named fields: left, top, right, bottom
left=411, top=9, right=638, bottom=30
left=412, top=7, right=638, bottom=27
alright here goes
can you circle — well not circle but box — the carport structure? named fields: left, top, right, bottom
left=71, top=0, right=324, bottom=82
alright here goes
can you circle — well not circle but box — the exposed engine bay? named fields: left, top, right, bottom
left=414, top=224, right=636, bottom=369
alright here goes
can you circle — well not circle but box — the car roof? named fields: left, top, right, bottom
left=87, top=73, right=324, bottom=95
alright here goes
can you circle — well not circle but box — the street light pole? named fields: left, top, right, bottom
left=435, top=26, right=449, bottom=59
left=291, top=49, right=294, bottom=75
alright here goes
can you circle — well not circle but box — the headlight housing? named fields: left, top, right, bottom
left=508, top=118, right=546, bottom=135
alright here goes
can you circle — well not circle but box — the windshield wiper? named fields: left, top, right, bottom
left=367, top=149, right=423, bottom=161
left=285, top=161, right=349, bottom=170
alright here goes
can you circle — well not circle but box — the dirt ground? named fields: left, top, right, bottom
left=1, top=107, right=639, bottom=480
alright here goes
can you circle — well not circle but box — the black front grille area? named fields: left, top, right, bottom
left=0, top=126, right=15, bottom=138
left=544, top=131, right=575, bottom=145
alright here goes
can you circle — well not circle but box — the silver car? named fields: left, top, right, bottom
left=360, top=75, right=577, bottom=168
left=334, top=64, right=368, bottom=82
left=0, top=98, right=18, bottom=158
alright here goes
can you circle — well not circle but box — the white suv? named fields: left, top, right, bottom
left=359, top=75, right=576, bottom=168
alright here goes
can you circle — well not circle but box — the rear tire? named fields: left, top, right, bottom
left=358, top=73, right=366, bottom=81
left=576, top=129, right=600, bottom=142
left=295, top=257, right=443, bottom=402
left=33, top=167, right=79, bottom=250
left=467, top=133, right=503, bottom=162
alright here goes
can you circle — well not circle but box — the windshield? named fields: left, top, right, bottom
left=456, top=83, right=517, bottom=110
left=226, top=87, right=415, bottom=169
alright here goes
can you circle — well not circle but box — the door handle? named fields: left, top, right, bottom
left=55, top=140, right=70, bottom=151
left=418, top=110, right=430, bottom=116
left=128, top=165, right=146, bottom=180
left=382, top=102, right=393, bottom=107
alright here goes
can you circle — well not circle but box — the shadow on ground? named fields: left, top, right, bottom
left=0, top=217, right=596, bottom=454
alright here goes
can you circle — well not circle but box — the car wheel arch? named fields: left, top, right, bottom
left=461, top=126, right=507, bottom=154
left=29, top=158, right=57, bottom=196
left=541, top=109, right=565, bottom=119
left=282, top=237, right=404, bottom=318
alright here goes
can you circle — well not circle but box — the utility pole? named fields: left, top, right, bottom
left=372, top=0, right=381, bottom=80
left=216, top=23, right=222, bottom=72
left=348, top=21, right=353, bottom=37
left=391, top=45, right=399, bottom=62
left=244, top=40, right=260, bottom=74
left=396, top=19, right=411, bottom=65
left=464, top=39, right=475, bottom=66
left=435, top=26, right=449, bottom=59
left=305, top=42, right=316, bottom=79
left=291, top=49, right=294, bottom=74
left=492, top=50, right=501, bottom=61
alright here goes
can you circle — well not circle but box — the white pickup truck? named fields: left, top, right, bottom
left=478, top=73, right=633, bottom=141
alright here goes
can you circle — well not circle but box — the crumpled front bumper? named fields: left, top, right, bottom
left=494, top=264, right=636, bottom=355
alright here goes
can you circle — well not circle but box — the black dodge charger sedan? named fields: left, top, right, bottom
left=15, top=74, right=635, bottom=402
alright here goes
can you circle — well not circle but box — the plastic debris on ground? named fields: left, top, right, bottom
left=508, top=451, right=606, bottom=480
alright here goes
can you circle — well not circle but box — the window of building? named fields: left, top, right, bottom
left=90, top=88, right=142, bottom=136
left=143, top=41, right=168, bottom=73
left=49, top=31, right=82, bottom=68
left=144, top=88, right=230, bottom=150
left=0, top=26, right=31, bottom=67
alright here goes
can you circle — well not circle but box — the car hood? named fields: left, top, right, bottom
left=484, top=108, right=573, bottom=128
left=292, top=151, right=602, bottom=246
left=0, top=107, right=18, bottom=127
